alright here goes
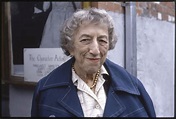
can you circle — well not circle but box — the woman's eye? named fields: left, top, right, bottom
left=81, top=39, right=89, bottom=42
left=99, top=40, right=107, bottom=43
left=80, top=39, right=91, bottom=44
left=99, top=39, right=108, bottom=45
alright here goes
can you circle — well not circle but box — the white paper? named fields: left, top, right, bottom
left=24, top=48, right=70, bottom=82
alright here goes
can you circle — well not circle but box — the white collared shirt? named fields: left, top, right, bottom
left=72, top=66, right=109, bottom=117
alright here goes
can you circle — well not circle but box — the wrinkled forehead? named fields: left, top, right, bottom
left=74, top=20, right=108, bottom=35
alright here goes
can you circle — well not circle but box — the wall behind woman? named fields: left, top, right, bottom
left=137, top=16, right=174, bottom=117
left=136, top=2, right=175, bottom=117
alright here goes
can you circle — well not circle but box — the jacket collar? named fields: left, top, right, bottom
left=41, top=57, right=140, bottom=95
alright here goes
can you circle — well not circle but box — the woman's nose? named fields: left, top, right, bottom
left=89, top=40, right=100, bottom=55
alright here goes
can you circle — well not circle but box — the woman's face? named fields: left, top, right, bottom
left=70, top=22, right=109, bottom=75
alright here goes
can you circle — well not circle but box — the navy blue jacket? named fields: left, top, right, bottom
left=31, top=58, right=156, bottom=117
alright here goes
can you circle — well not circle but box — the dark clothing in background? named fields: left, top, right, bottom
left=11, top=2, right=51, bottom=64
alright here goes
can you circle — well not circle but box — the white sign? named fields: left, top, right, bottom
left=24, top=48, right=70, bottom=82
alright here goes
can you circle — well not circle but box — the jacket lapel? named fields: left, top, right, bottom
left=42, top=57, right=84, bottom=117
left=103, top=59, right=141, bottom=117
left=103, top=86, right=125, bottom=117
left=58, top=81, right=84, bottom=117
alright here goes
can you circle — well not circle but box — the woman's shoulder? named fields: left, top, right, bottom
left=104, top=59, right=141, bottom=95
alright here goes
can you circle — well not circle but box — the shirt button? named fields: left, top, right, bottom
left=95, top=104, right=100, bottom=109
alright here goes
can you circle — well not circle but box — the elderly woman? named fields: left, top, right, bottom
left=31, top=8, right=156, bottom=117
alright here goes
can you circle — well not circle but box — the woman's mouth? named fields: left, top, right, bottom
left=87, top=58, right=100, bottom=63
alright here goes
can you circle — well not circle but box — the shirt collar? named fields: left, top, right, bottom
left=101, top=65, right=109, bottom=76
left=72, top=65, right=109, bottom=85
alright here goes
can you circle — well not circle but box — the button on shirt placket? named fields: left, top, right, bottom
left=95, top=104, right=100, bottom=109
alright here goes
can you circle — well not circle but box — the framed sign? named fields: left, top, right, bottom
left=23, top=48, right=70, bottom=82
